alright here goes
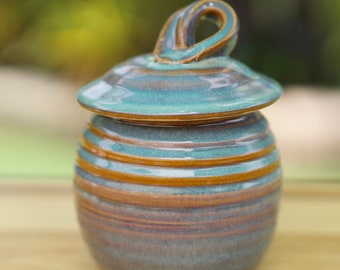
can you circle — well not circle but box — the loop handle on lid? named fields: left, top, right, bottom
left=153, top=0, right=239, bottom=64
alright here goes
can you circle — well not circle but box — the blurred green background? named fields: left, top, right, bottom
left=0, top=0, right=339, bottom=181
left=1, top=0, right=340, bottom=84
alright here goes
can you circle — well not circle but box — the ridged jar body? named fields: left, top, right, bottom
left=74, top=112, right=281, bottom=270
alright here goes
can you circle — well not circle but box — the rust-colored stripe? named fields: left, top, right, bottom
left=87, top=114, right=265, bottom=149
left=76, top=156, right=280, bottom=187
left=75, top=173, right=281, bottom=208
left=77, top=202, right=276, bottom=239
left=80, top=102, right=276, bottom=126
left=81, top=137, right=276, bottom=168
left=136, top=67, right=233, bottom=76
left=76, top=183, right=279, bottom=222
left=78, top=196, right=276, bottom=232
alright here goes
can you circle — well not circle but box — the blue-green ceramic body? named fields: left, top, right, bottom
left=75, top=1, right=282, bottom=269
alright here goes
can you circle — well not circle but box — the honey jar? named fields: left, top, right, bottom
left=75, top=1, right=282, bottom=269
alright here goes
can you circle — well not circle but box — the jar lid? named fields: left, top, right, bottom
left=78, top=0, right=282, bottom=125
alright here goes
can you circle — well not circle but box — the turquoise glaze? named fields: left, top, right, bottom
left=75, top=166, right=281, bottom=195
left=75, top=1, right=283, bottom=270
left=77, top=56, right=282, bottom=118
left=79, top=113, right=279, bottom=179
left=153, top=0, right=239, bottom=61
left=85, top=113, right=274, bottom=159
left=77, top=0, right=282, bottom=123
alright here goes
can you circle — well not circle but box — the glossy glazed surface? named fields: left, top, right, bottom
left=77, top=55, right=282, bottom=125
left=153, top=0, right=239, bottom=63
left=75, top=112, right=281, bottom=269
left=77, top=0, right=282, bottom=125
left=77, top=113, right=280, bottom=186
left=75, top=1, right=282, bottom=269
left=76, top=186, right=279, bottom=270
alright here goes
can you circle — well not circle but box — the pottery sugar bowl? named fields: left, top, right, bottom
left=74, top=0, right=283, bottom=269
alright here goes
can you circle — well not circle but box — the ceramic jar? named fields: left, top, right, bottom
left=74, top=1, right=282, bottom=270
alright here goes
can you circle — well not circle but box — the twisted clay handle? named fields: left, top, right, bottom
left=153, top=0, right=239, bottom=64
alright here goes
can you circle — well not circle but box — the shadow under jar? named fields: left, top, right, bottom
left=74, top=1, right=283, bottom=270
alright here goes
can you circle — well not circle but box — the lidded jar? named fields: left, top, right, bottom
left=74, top=1, right=283, bottom=270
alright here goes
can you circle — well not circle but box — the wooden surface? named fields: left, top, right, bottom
left=1, top=180, right=340, bottom=270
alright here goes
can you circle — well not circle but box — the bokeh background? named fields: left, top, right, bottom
left=1, top=0, right=340, bottom=83
left=1, top=0, right=340, bottom=181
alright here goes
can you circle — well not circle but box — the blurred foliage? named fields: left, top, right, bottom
left=0, top=0, right=339, bottom=85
